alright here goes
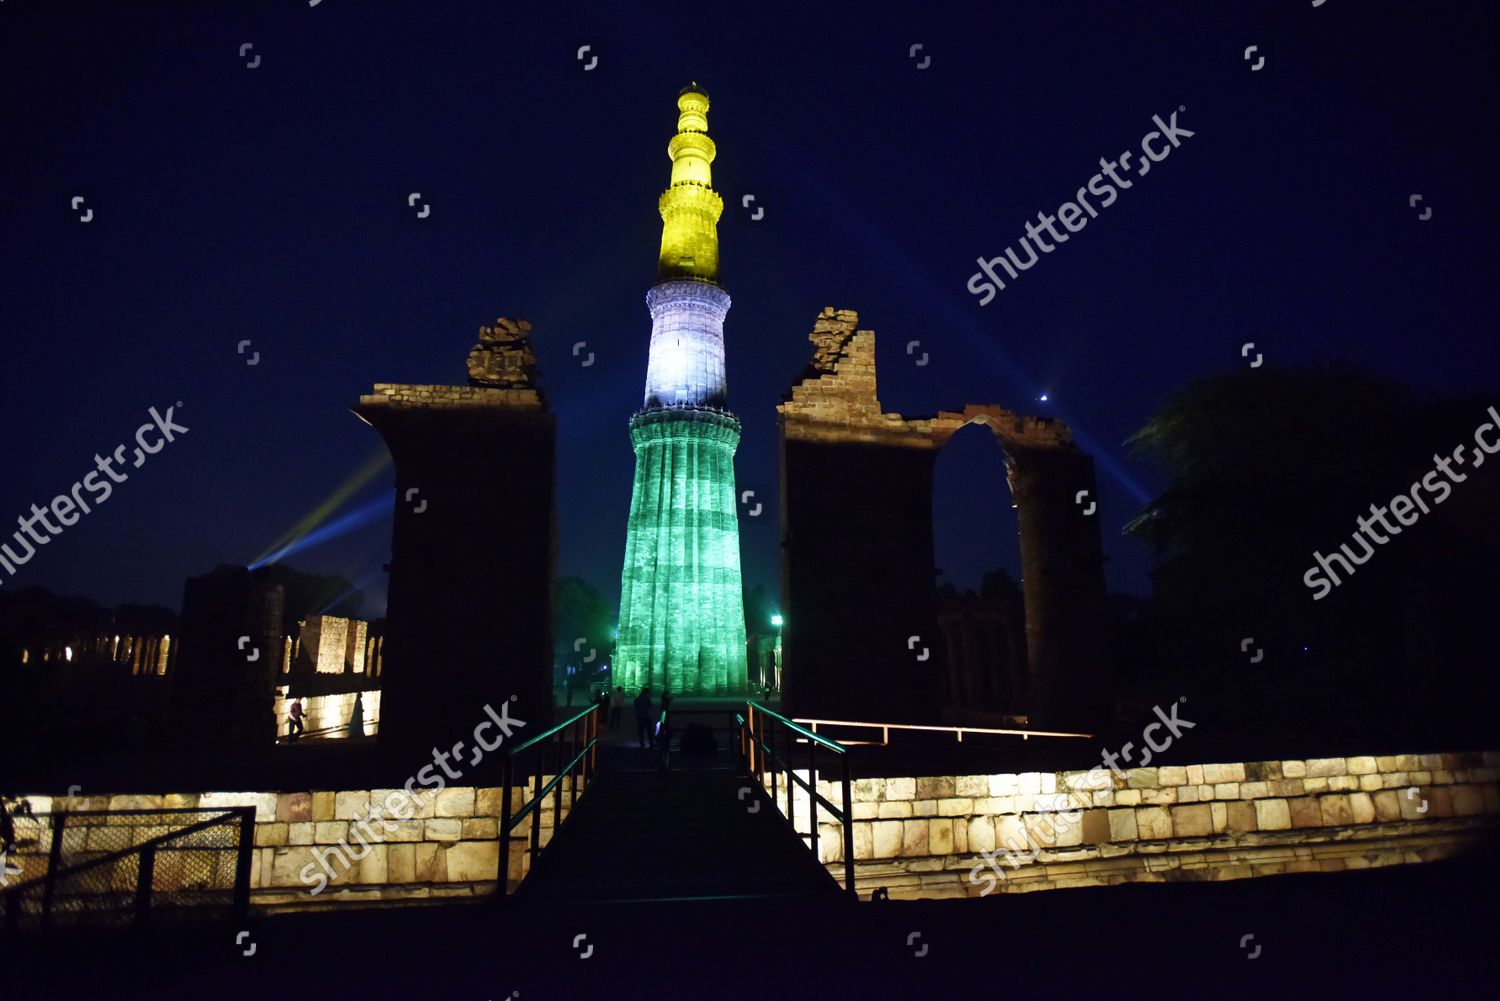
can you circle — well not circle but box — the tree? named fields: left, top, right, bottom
left=1126, top=364, right=1500, bottom=744
left=742, top=584, right=775, bottom=641
left=553, top=577, right=614, bottom=690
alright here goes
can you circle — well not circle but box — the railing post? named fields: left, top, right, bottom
left=134, top=842, right=155, bottom=925
left=528, top=755, right=543, bottom=866
left=767, top=713, right=777, bottom=806
left=567, top=715, right=577, bottom=815
left=551, top=730, right=563, bottom=845
left=808, top=727, right=818, bottom=855
left=234, top=808, right=254, bottom=920
left=582, top=708, right=594, bottom=786
left=784, top=724, right=793, bottom=829
left=841, top=754, right=855, bottom=897
left=582, top=708, right=592, bottom=791
left=756, top=707, right=766, bottom=787
left=40, top=812, right=66, bottom=929
left=500, top=754, right=514, bottom=898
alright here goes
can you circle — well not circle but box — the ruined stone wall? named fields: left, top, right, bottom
left=778, top=307, right=1110, bottom=728
left=761, top=750, right=1500, bottom=899
left=355, top=317, right=556, bottom=770
left=293, top=615, right=368, bottom=676
left=345, top=619, right=367, bottom=674
left=363, top=383, right=545, bottom=411
left=23, top=633, right=177, bottom=675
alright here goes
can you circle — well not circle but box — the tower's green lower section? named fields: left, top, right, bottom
left=617, top=407, right=748, bottom=695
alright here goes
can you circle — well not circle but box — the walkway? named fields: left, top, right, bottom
left=518, top=704, right=840, bottom=902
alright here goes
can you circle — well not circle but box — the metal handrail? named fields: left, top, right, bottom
left=280, top=718, right=381, bottom=742
left=508, top=702, right=598, bottom=756
left=794, top=715, right=1092, bottom=744
left=1, top=807, right=254, bottom=932
left=743, top=701, right=856, bottom=897
left=499, top=702, right=600, bottom=897
left=753, top=702, right=848, bottom=753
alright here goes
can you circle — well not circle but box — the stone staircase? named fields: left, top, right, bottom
left=518, top=743, right=840, bottom=902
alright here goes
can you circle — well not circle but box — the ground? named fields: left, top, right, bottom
left=8, top=856, right=1497, bottom=996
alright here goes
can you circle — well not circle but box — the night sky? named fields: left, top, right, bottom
left=2, top=1, right=1496, bottom=618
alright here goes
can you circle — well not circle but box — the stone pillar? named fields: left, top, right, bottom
left=775, top=309, right=945, bottom=722
left=941, top=616, right=962, bottom=707
left=962, top=620, right=981, bottom=706
left=169, top=566, right=284, bottom=752
left=354, top=317, right=555, bottom=774
left=1010, top=447, right=1112, bottom=729
left=778, top=431, right=946, bottom=723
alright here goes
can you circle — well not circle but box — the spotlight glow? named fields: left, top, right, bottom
left=251, top=448, right=391, bottom=566
left=250, top=495, right=391, bottom=570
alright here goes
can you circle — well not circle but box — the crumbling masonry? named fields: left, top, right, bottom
left=778, top=308, right=1111, bottom=729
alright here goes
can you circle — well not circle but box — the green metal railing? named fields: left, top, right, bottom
left=499, top=702, right=600, bottom=896
left=742, top=701, right=856, bottom=896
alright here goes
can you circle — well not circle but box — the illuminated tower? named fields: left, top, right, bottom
left=616, top=84, right=748, bottom=696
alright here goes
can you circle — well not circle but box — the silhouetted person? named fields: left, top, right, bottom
left=610, top=686, right=624, bottom=729
left=288, top=698, right=304, bottom=739
left=656, top=706, right=673, bottom=770
left=349, top=692, right=365, bottom=738
left=634, top=687, right=654, bottom=748
left=595, top=687, right=609, bottom=725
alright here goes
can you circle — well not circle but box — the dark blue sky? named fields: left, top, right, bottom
left=2, top=0, right=1496, bottom=617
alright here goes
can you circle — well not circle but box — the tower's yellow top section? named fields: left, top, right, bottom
left=657, top=83, right=724, bottom=282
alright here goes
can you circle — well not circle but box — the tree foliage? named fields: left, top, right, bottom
left=1125, top=364, right=1500, bottom=744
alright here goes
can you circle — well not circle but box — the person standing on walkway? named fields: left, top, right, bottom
left=349, top=692, right=365, bottom=738
left=656, top=705, right=673, bottom=770
left=634, top=687, right=654, bottom=748
left=610, top=686, right=624, bottom=729
left=288, top=698, right=304, bottom=739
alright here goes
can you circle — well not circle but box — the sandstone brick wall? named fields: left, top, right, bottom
left=19, top=778, right=574, bottom=912
left=763, top=751, right=1500, bottom=899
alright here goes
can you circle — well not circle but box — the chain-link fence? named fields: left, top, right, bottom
left=1, top=808, right=253, bottom=932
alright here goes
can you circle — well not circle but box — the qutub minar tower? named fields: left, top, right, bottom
left=616, top=84, right=748, bottom=695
